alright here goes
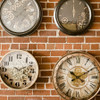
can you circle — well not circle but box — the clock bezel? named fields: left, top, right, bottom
left=0, top=50, right=39, bottom=90
left=54, top=0, right=94, bottom=35
left=53, top=51, right=100, bottom=100
left=0, top=0, right=42, bottom=37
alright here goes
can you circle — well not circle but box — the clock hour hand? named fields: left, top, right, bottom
left=72, top=67, right=96, bottom=81
left=70, top=71, right=84, bottom=82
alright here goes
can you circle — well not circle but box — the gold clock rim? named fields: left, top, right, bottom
left=0, top=50, right=39, bottom=90
left=52, top=51, right=100, bottom=100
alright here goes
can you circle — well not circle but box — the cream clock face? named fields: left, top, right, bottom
left=53, top=52, right=100, bottom=100
left=0, top=50, right=39, bottom=90
left=0, top=0, right=42, bottom=36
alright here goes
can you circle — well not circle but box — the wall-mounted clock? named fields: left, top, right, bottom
left=0, top=50, right=39, bottom=90
left=0, top=0, right=42, bottom=36
left=53, top=52, right=100, bottom=100
left=54, top=0, right=93, bottom=35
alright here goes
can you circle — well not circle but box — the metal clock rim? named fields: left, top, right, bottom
left=0, top=0, right=43, bottom=37
left=52, top=51, right=100, bottom=100
left=0, top=50, right=39, bottom=90
left=54, top=0, right=94, bottom=35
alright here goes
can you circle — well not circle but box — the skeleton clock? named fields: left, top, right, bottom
left=0, top=50, right=39, bottom=90
left=0, top=0, right=42, bottom=36
left=53, top=52, right=100, bottom=100
left=54, top=0, right=93, bottom=35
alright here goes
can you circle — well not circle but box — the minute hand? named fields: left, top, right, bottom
left=72, top=67, right=96, bottom=81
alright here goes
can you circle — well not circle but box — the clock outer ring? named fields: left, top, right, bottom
left=54, top=0, right=94, bottom=35
left=0, top=0, right=42, bottom=37
left=0, top=50, right=39, bottom=90
left=52, top=51, right=100, bottom=100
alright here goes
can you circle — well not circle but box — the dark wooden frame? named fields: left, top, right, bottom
left=54, top=0, right=94, bottom=35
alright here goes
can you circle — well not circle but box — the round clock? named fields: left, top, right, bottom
left=53, top=52, right=100, bottom=100
left=0, top=50, right=39, bottom=90
left=54, top=0, right=93, bottom=35
left=0, top=0, right=42, bottom=36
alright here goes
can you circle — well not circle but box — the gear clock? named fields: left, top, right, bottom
left=0, top=0, right=42, bottom=36
left=54, top=0, right=93, bottom=35
left=0, top=50, right=39, bottom=90
left=53, top=52, right=100, bottom=100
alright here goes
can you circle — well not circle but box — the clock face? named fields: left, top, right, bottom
left=53, top=52, right=100, bottom=100
left=0, top=0, right=42, bottom=36
left=0, top=50, right=39, bottom=90
left=54, top=0, right=93, bottom=35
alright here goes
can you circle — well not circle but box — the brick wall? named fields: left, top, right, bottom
left=0, top=0, right=100, bottom=100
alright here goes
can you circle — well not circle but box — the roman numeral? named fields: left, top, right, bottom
left=1, top=67, right=7, bottom=72
left=92, top=76, right=98, bottom=79
left=30, top=69, right=35, bottom=73
left=23, top=80, right=27, bottom=85
left=76, top=91, right=80, bottom=98
left=26, top=57, right=28, bottom=63
left=65, top=89, right=72, bottom=97
left=76, top=56, right=80, bottom=63
left=4, top=62, right=9, bottom=66
left=59, top=83, right=65, bottom=90
left=85, top=59, right=89, bottom=65
left=4, top=74, right=9, bottom=80
left=90, top=83, right=96, bottom=89
left=17, top=54, right=22, bottom=59
left=67, top=59, right=72, bottom=65
left=84, top=89, right=89, bottom=94
left=28, top=76, right=32, bottom=81
left=9, top=56, right=13, bottom=62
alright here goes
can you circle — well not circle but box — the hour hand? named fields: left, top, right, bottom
left=14, top=67, right=19, bottom=71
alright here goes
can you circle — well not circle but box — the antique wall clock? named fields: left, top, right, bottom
left=54, top=0, right=93, bottom=35
left=0, top=0, right=42, bottom=36
left=53, top=52, right=100, bottom=100
left=0, top=50, right=39, bottom=90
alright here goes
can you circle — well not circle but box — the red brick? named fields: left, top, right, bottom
left=33, top=90, right=50, bottom=95
left=13, top=38, right=29, bottom=43
left=51, top=51, right=66, bottom=56
left=74, top=44, right=81, bottom=49
left=40, top=31, right=56, bottom=36
left=37, top=84, right=44, bottom=89
left=86, top=37, right=100, bottom=43
left=0, top=38, right=12, bottom=43
left=67, top=37, right=84, bottom=43
left=36, top=78, right=49, bottom=83
left=16, top=90, right=32, bottom=95
left=82, top=44, right=90, bottom=49
left=39, top=64, right=51, bottom=70
left=0, top=90, right=15, bottom=95
left=41, top=71, right=52, bottom=76
left=91, top=44, right=99, bottom=49
left=51, top=90, right=58, bottom=95
left=33, top=51, right=50, bottom=56
left=38, top=44, right=45, bottom=49
left=47, top=3, right=55, bottom=8
left=20, top=44, right=28, bottom=49
left=49, top=38, right=66, bottom=43
left=46, top=24, right=58, bottom=29
left=0, top=96, right=7, bottom=100
left=47, top=44, right=55, bottom=49
left=46, top=84, right=54, bottom=89
left=43, top=97, right=60, bottom=100
left=64, top=44, right=72, bottom=49
left=25, top=97, right=42, bottom=100
left=55, top=44, right=63, bottom=49
left=29, top=44, right=37, bottom=49
left=43, top=17, right=52, bottom=22
left=30, top=37, right=47, bottom=43
left=8, top=97, right=24, bottom=100
left=11, top=44, right=19, bottom=49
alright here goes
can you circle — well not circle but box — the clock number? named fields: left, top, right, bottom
left=17, top=54, right=22, bottom=59
left=76, top=91, right=80, bottom=98
left=9, top=79, right=13, bottom=85
left=4, top=62, right=9, bottom=66
left=92, top=76, right=98, bottom=79
left=30, top=69, right=35, bottom=73
left=59, top=83, right=65, bottom=90
left=84, top=89, right=89, bottom=94
left=67, top=59, right=72, bottom=65
left=29, top=62, right=34, bottom=65
left=26, top=57, right=28, bottom=63
left=4, top=74, right=9, bottom=80
left=76, top=56, right=80, bottom=63
left=85, top=59, right=89, bottom=65
left=90, top=83, right=96, bottom=89
left=15, top=82, right=20, bottom=87
left=65, top=89, right=72, bottom=97
left=0, top=67, right=7, bottom=72
left=28, top=76, right=32, bottom=81
left=9, top=56, right=13, bottom=62
left=23, top=80, right=27, bottom=85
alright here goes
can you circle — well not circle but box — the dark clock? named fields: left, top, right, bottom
left=0, top=0, right=42, bottom=36
left=54, top=0, right=93, bottom=35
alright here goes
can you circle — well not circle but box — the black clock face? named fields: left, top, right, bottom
left=0, top=0, right=42, bottom=36
left=54, top=0, right=93, bottom=35
left=0, top=50, right=39, bottom=90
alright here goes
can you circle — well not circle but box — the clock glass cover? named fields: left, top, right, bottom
left=54, top=0, right=93, bottom=35
left=0, top=0, right=42, bottom=36
left=53, top=52, right=100, bottom=100
left=0, top=50, right=39, bottom=90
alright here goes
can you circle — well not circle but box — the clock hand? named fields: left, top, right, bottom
left=72, top=67, right=96, bottom=81
left=14, top=67, right=19, bottom=71
left=70, top=71, right=84, bottom=82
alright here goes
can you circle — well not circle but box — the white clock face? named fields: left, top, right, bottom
left=0, top=0, right=39, bottom=33
left=0, top=50, right=38, bottom=89
left=53, top=53, right=100, bottom=100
